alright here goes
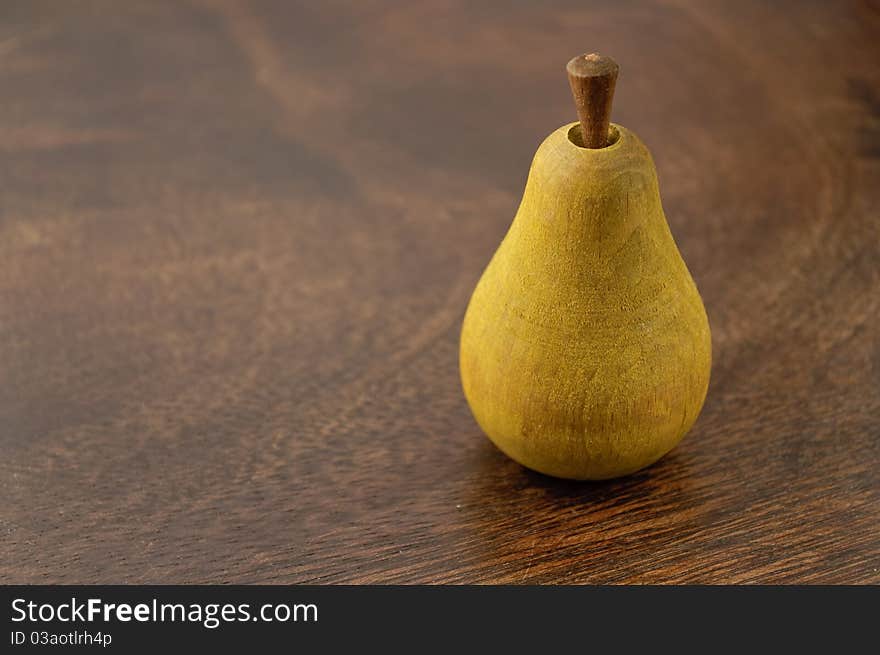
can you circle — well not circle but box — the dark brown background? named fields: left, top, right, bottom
left=1, top=0, right=878, bottom=584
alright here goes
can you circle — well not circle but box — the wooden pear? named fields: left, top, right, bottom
left=460, top=54, right=711, bottom=480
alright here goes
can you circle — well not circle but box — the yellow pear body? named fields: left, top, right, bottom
left=460, top=123, right=711, bottom=480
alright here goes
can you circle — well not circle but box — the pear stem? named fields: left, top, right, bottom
left=566, top=53, right=619, bottom=148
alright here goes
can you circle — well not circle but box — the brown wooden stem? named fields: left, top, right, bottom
left=566, top=53, right=619, bottom=148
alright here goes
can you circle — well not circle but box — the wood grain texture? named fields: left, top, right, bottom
left=1, top=0, right=878, bottom=584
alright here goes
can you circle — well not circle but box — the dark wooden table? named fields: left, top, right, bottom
left=2, top=1, right=878, bottom=584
